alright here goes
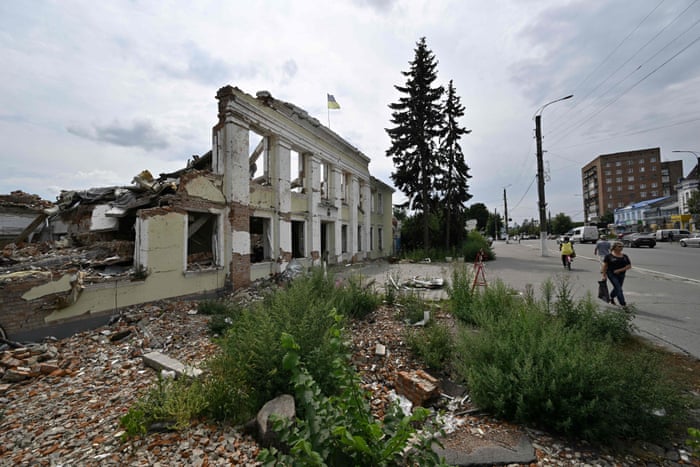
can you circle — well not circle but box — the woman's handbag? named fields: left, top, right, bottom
left=597, top=279, right=610, bottom=302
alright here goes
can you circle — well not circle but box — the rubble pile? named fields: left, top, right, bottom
left=1, top=240, right=135, bottom=279
left=0, top=291, right=696, bottom=465
left=0, top=343, right=62, bottom=385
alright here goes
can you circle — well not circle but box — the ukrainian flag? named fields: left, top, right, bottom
left=327, top=94, right=340, bottom=109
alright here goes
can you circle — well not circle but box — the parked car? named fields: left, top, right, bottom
left=655, top=229, right=690, bottom=242
left=622, top=233, right=656, bottom=248
left=679, top=233, right=700, bottom=247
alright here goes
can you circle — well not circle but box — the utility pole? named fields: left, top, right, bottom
left=535, top=114, right=547, bottom=256
left=534, top=94, right=573, bottom=257
left=503, top=187, right=509, bottom=244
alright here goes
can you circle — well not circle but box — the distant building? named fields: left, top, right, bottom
left=675, top=162, right=699, bottom=231
left=612, top=196, right=676, bottom=232
left=581, top=148, right=683, bottom=224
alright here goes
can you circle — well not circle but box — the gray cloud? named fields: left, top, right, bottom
left=282, top=59, right=298, bottom=80
left=351, top=0, right=397, bottom=13
left=67, top=119, right=169, bottom=151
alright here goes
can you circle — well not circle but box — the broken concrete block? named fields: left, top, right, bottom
left=395, top=369, right=440, bottom=407
left=142, top=351, right=202, bottom=379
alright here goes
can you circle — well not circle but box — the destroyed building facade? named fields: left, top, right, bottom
left=0, top=86, right=394, bottom=340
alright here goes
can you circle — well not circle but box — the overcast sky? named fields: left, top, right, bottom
left=2, top=0, right=700, bottom=224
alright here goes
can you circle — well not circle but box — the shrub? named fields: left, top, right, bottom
left=257, top=328, right=447, bottom=466
left=448, top=268, right=521, bottom=326
left=687, top=427, right=700, bottom=457
left=331, top=274, right=382, bottom=319
left=406, top=321, right=454, bottom=371
left=197, top=299, right=230, bottom=315
left=446, top=264, right=476, bottom=324
left=395, top=290, right=426, bottom=324
left=204, top=272, right=346, bottom=423
left=453, top=306, right=683, bottom=441
left=120, top=375, right=207, bottom=439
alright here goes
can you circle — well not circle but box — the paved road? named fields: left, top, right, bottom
left=346, top=240, right=700, bottom=359
left=490, top=240, right=700, bottom=359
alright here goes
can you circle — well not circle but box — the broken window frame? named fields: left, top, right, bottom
left=186, top=210, right=222, bottom=271
left=290, top=150, right=304, bottom=193
left=341, top=224, right=348, bottom=253
left=291, top=220, right=305, bottom=258
left=249, top=130, right=269, bottom=185
left=250, top=216, right=272, bottom=263
left=320, top=161, right=329, bottom=200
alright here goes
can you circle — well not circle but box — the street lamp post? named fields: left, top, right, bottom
left=672, top=150, right=700, bottom=176
left=534, top=94, right=573, bottom=257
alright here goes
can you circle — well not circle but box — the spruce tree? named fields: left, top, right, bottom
left=386, top=37, right=444, bottom=249
left=439, top=80, right=472, bottom=248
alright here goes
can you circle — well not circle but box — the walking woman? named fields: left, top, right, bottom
left=601, top=241, right=632, bottom=309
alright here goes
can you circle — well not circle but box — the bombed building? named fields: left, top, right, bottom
left=0, top=86, right=394, bottom=340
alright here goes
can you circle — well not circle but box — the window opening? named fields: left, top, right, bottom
left=292, top=220, right=305, bottom=258
left=341, top=225, right=348, bottom=253
left=320, top=161, right=329, bottom=199
left=250, top=216, right=271, bottom=263
left=187, top=212, right=218, bottom=270
left=249, top=130, right=269, bottom=184
left=291, top=150, right=304, bottom=193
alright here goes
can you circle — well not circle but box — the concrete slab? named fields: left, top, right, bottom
left=142, top=351, right=203, bottom=378
left=433, top=434, right=536, bottom=466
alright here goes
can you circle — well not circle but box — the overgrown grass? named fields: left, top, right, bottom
left=400, top=231, right=494, bottom=263
left=120, top=375, right=207, bottom=439
left=258, top=320, right=448, bottom=466
left=448, top=272, right=685, bottom=442
left=406, top=320, right=454, bottom=372
left=204, top=268, right=382, bottom=424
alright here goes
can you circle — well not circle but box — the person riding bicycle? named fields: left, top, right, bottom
left=559, top=236, right=575, bottom=269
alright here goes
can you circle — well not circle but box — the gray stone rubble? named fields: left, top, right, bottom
left=0, top=265, right=698, bottom=466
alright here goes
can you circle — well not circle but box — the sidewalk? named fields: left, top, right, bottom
left=343, top=241, right=604, bottom=303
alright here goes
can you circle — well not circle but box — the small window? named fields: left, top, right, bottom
left=249, top=131, right=269, bottom=184
left=291, top=151, right=304, bottom=193
left=292, top=221, right=305, bottom=258
left=341, top=225, right=348, bottom=253
left=378, top=227, right=383, bottom=250
left=187, top=212, right=219, bottom=270
left=250, top=216, right=271, bottom=263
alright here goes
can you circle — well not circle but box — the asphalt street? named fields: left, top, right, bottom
left=486, top=240, right=700, bottom=360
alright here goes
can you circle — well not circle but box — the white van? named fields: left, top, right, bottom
left=570, top=226, right=598, bottom=244
left=655, top=229, right=690, bottom=241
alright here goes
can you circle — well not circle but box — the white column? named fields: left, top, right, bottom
left=273, top=138, right=292, bottom=267
left=361, top=181, right=372, bottom=260
left=308, top=155, right=322, bottom=262
left=349, top=175, right=359, bottom=257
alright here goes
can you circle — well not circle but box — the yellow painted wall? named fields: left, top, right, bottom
left=42, top=211, right=227, bottom=324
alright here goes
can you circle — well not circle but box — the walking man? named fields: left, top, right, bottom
left=594, top=235, right=611, bottom=270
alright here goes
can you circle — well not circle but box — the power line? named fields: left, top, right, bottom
left=549, top=1, right=698, bottom=138
left=561, top=34, right=700, bottom=140
left=548, top=2, right=700, bottom=143
left=568, top=0, right=667, bottom=99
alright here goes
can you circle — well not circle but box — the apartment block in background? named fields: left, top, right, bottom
left=581, top=148, right=682, bottom=223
